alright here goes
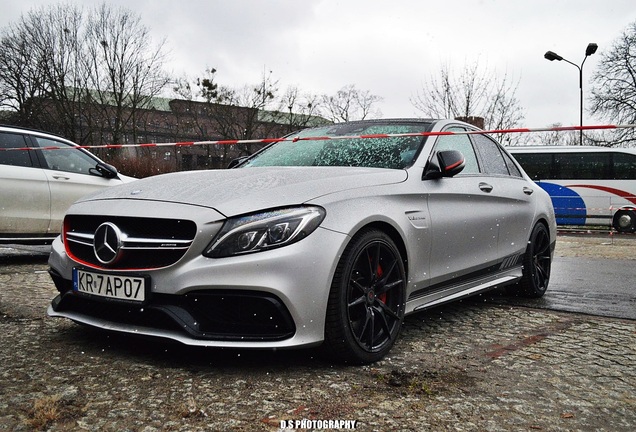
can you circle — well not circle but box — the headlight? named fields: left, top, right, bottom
left=203, top=206, right=326, bottom=258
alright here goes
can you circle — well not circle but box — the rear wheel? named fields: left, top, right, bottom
left=323, top=229, right=406, bottom=364
left=613, top=209, right=636, bottom=233
left=514, top=223, right=552, bottom=298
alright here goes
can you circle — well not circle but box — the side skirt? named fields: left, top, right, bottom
left=405, top=266, right=523, bottom=315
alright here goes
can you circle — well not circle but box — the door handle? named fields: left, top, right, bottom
left=523, top=187, right=534, bottom=195
left=479, top=182, right=493, bottom=193
left=52, top=174, right=70, bottom=180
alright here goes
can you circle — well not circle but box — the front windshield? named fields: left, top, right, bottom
left=243, top=121, right=432, bottom=169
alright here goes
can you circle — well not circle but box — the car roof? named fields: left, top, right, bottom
left=0, top=124, right=78, bottom=146
left=302, top=118, right=479, bottom=133
left=330, top=118, right=438, bottom=124
left=508, top=145, right=636, bottom=155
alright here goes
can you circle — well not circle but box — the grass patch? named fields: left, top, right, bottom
left=24, top=394, right=82, bottom=431
left=25, top=395, right=62, bottom=430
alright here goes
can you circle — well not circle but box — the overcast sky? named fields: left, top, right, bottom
left=2, top=0, right=636, bottom=130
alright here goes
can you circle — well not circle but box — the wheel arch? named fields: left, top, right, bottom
left=533, top=217, right=550, bottom=232
left=615, top=205, right=636, bottom=211
left=532, top=217, right=556, bottom=250
left=351, top=221, right=409, bottom=279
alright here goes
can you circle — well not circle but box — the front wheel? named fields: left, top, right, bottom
left=514, top=223, right=552, bottom=298
left=323, top=229, right=406, bottom=364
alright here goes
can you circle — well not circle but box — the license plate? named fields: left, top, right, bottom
left=73, top=268, right=147, bottom=302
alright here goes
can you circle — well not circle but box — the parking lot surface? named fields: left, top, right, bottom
left=0, top=236, right=635, bottom=431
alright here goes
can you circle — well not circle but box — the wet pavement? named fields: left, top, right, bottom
left=0, top=236, right=635, bottom=431
left=490, top=256, right=636, bottom=320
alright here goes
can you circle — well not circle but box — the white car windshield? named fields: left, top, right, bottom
left=243, top=121, right=433, bottom=169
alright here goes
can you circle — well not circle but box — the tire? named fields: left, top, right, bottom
left=613, top=209, right=636, bottom=233
left=514, top=223, right=552, bottom=298
left=322, top=229, right=406, bottom=364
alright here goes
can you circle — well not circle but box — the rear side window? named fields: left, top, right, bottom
left=0, top=132, right=33, bottom=167
left=501, top=150, right=523, bottom=177
left=472, top=134, right=510, bottom=176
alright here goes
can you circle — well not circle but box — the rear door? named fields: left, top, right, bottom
left=0, top=131, right=51, bottom=237
left=471, top=133, right=535, bottom=260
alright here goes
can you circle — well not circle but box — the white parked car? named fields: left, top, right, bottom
left=0, top=125, right=135, bottom=244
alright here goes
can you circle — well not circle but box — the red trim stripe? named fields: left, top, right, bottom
left=568, top=184, right=636, bottom=205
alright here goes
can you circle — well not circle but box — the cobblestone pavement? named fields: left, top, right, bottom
left=0, top=238, right=634, bottom=431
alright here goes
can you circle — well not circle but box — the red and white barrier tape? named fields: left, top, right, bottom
left=0, top=123, right=634, bottom=152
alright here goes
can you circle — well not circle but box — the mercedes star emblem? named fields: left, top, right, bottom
left=93, top=222, right=123, bottom=264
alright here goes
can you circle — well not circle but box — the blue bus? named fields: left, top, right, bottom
left=509, top=146, right=636, bottom=233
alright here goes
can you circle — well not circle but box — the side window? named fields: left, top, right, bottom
left=33, top=137, right=98, bottom=175
left=472, top=134, right=510, bottom=176
left=581, top=153, right=610, bottom=179
left=612, top=152, right=636, bottom=180
left=501, top=150, right=523, bottom=177
left=433, top=127, right=480, bottom=174
left=512, top=153, right=553, bottom=180
left=0, top=132, right=34, bottom=167
left=553, top=152, right=610, bottom=180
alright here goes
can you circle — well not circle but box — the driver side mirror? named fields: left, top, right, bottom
left=90, top=162, right=119, bottom=179
left=423, top=150, right=465, bottom=180
left=227, top=156, right=248, bottom=169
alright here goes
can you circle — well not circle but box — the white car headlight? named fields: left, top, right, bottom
left=203, top=206, right=326, bottom=258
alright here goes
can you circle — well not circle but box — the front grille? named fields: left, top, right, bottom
left=64, top=215, right=197, bottom=270
left=51, top=290, right=296, bottom=341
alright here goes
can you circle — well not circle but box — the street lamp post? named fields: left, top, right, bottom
left=544, top=43, right=598, bottom=145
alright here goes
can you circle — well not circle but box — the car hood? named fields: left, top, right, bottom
left=78, top=167, right=408, bottom=217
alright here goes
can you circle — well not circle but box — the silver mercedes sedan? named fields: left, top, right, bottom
left=47, top=119, right=556, bottom=364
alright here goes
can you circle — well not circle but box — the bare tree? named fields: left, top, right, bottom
left=170, top=69, right=219, bottom=138
left=521, top=123, right=580, bottom=147
left=411, top=61, right=525, bottom=145
left=277, top=86, right=323, bottom=133
left=83, top=3, right=170, bottom=146
left=0, top=4, right=86, bottom=139
left=209, top=69, right=280, bottom=141
left=320, top=84, right=383, bottom=123
left=0, top=2, right=170, bottom=147
left=0, top=20, right=46, bottom=126
left=590, top=21, right=636, bottom=147
left=169, top=69, right=284, bottom=162
left=170, top=71, right=328, bottom=164
left=38, top=5, right=89, bottom=141
left=169, top=70, right=230, bottom=167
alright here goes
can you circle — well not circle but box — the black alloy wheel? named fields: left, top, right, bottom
left=323, top=229, right=406, bottom=364
left=517, top=223, right=552, bottom=298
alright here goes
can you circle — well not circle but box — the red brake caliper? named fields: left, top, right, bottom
left=376, top=264, right=387, bottom=303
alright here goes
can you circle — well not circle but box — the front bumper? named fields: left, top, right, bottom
left=48, top=225, right=349, bottom=349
